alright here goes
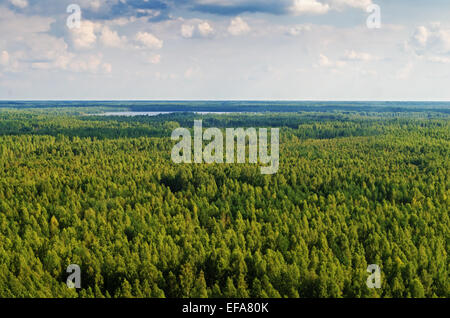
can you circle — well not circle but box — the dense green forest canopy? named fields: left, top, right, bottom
left=0, top=106, right=448, bottom=298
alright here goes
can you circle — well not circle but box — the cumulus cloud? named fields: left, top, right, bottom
left=406, top=23, right=450, bottom=67
left=317, top=54, right=332, bottom=67
left=290, top=0, right=373, bottom=15
left=326, top=0, right=372, bottom=10
left=316, top=53, right=346, bottom=68
left=22, top=39, right=112, bottom=75
left=0, top=6, right=116, bottom=78
left=69, top=21, right=98, bottom=49
left=102, top=62, right=112, bottom=73
left=286, top=24, right=312, bottom=36
left=135, top=32, right=163, bottom=49
left=411, top=26, right=429, bottom=48
left=198, top=21, right=214, bottom=36
left=343, top=50, right=378, bottom=62
left=78, top=0, right=107, bottom=12
left=181, top=24, right=195, bottom=38
left=408, top=24, right=450, bottom=55
left=25, top=33, right=69, bottom=62
left=22, top=35, right=111, bottom=74
left=228, top=17, right=250, bottom=36
left=181, top=20, right=214, bottom=38
left=0, top=7, right=53, bottom=37
left=100, top=26, right=127, bottom=48
left=184, top=66, right=202, bottom=79
left=0, top=18, right=111, bottom=75
left=9, top=0, right=28, bottom=9
left=69, top=21, right=129, bottom=50
left=31, top=52, right=111, bottom=74
left=428, top=56, right=450, bottom=64
left=0, top=8, right=71, bottom=73
left=290, top=0, right=330, bottom=15
left=66, top=54, right=112, bottom=74
left=109, top=17, right=137, bottom=27
left=147, top=54, right=161, bottom=64
left=0, top=51, right=10, bottom=66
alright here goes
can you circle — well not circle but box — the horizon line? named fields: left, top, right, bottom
left=1, top=100, right=450, bottom=103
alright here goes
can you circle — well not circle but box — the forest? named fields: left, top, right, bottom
left=0, top=106, right=448, bottom=298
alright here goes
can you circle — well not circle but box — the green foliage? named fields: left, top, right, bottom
left=0, top=108, right=448, bottom=298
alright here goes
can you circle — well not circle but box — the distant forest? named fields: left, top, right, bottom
left=1, top=100, right=449, bottom=114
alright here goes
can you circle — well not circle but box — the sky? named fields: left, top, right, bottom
left=0, top=0, right=449, bottom=100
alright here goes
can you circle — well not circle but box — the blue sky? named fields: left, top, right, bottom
left=0, top=0, right=450, bottom=100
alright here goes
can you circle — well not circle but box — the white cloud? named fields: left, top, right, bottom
left=102, top=62, right=112, bottom=73
left=70, top=21, right=129, bottom=50
left=0, top=51, right=10, bottom=66
left=343, top=50, right=378, bottom=62
left=289, top=0, right=372, bottom=15
left=70, top=21, right=98, bottom=49
left=286, top=24, right=312, bottom=36
left=0, top=7, right=53, bottom=37
left=66, top=55, right=112, bottom=74
left=198, top=22, right=214, bottom=37
left=0, top=9, right=77, bottom=74
left=0, top=0, right=448, bottom=100
left=290, top=0, right=330, bottom=15
left=228, top=17, right=250, bottom=36
left=408, top=24, right=450, bottom=55
left=412, top=26, right=429, bottom=48
left=30, top=62, right=52, bottom=70
left=135, top=32, right=163, bottom=49
left=100, top=26, right=127, bottom=48
left=26, top=48, right=112, bottom=75
left=406, top=23, right=450, bottom=67
left=316, top=54, right=346, bottom=68
left=2, top=33, right=70, bottom=73
left=67, top=54, right=112, bottom=74
left=53, top=54, right=72, bottom=70
left=78, top=0, right=107, bottom=11
left=147, top=54, right=161, bottom=64
left=318, top=53, right=332, bottom=67
left=9, top=0, right=28, bottom=9
left=181, top=24, right=195, bottom=38
left=428, top=56, right=450, bottom=64
left=326, top=0, right=372, bottom=10
left=136, top=9, right=162, bottom=19
left=110, top=17, right=137, bottom=27
left=3, top=29, right=112, bottom=75
left=181, top=21, right=214, bottom=38
left=184, top=66, right=202, bottom=79
left=26, top=33, right=69, bottom=62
